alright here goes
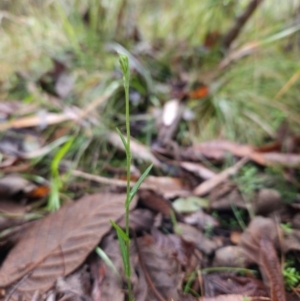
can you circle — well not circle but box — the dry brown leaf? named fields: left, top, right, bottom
left=239, top=217, right=286, bottom=301
left=239, top=217, right=279, bottom=263
left=203, top=273, right=268, bottom=298
left=209, top=182, right=246, bottom=210
left=138, top=190, right=174, bottom=217
left=177, top=223, right=221, bottom=255
left=118, top=208, right=155, bottom=232
left=55, top=265, right=93, bottom=301
left=144, top=176, right=189, bottom=199
left=151, top=228, right=195, bottom=266
left=184, top=140, right=254, bottom=161
left=0, top=192, right=135, bottom=300
left=183, top=210, right=219, bottom=230
left=259, top=237, right=286, bottom=301
left=135, top=234, right=182, bottom=301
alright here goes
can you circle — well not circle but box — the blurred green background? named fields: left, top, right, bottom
left=1, top=0, right=300, bottom=146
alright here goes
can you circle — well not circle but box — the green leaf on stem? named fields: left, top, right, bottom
left=127, top=164, right=153, bottom=207
left=110, top=220, right=131, bottom=278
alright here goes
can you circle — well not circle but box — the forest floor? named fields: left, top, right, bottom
left=1, top=1, right=300, bottom=301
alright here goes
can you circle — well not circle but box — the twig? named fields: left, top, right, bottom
left=71, top=169, right=156, bottom=190
left=222, top=0, right=264, bottom=49
left=133, top=234, right=167, bottom=301
left=193, top=157, right=249, bottom=196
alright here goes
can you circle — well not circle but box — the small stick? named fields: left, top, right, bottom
left=222, top=0, right=264, bottom=49
left=193, top=157, right=248, bottom=196
left=71, top=169, right=156, bottom=190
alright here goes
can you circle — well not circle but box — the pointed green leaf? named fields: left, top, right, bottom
left=117, top=232, right=128, bottom=277
left=127, top=164, right=153, bottom=207
left=110, top=221, right=130, bottom=243
left=110, top=220, right=131, bottom=277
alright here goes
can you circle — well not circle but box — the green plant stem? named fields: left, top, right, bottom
left=125, top=70, right=131, bottom=238
left=125, top=64, right=133, bottom=301
left=120, top=54, right=133, bottom=301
